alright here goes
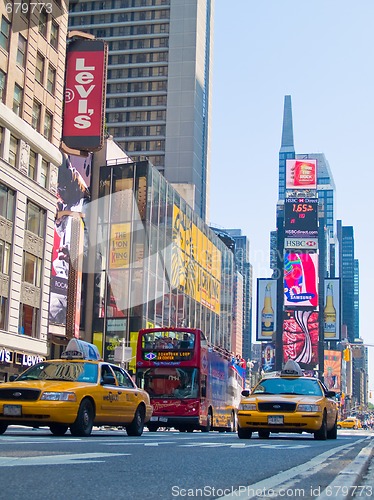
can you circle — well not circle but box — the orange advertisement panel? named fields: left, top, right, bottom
left=286, top=159, right=317, bottom=190
left=323, top=350, right=342, bottom=392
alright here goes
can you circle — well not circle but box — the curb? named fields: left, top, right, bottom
left=317, top=438, right=374, bottom=499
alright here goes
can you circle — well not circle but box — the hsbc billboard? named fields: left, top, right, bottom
left=62, top=38, right=108, bottom=152
left=284, top=238, right=318, bottom=250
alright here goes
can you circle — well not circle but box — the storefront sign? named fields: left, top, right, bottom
left=0, top=349, right=13, bottom=364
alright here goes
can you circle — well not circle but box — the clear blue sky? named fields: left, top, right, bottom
left=210, top=0, right=374, bottom=399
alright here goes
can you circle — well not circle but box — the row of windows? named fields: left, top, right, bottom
left=108, top=37, right=168, bottom=51
left=0, top=128, right=50, bottom=187
left=88, top=23, right=169, bottom=37
left=106, top=124, right=165, bottom=137
left=0, top=297, right=40, bottom=336
left=106, top=109, right=166, bottom=122
left=109, top=52, right=168, bottom=65
left=70, top=0, right=169, bottom=12
left=120, top=139, right=165, bottom=152
left=108, top=66, right=168, bottom=78
left=70, top=9, right=169, bottom=24
left=107, top=95, right=167, bottom=108
left=108, top=80, right=167, bottom=93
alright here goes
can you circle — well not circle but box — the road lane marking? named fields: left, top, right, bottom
left=0, top=453, right=129, bottom=467
left=218, top=438, right=368, bottom=499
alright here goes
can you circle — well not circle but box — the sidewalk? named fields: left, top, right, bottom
left=357, top=441, right=374, bottom=494
left=317, top=436, right=374, bottom=499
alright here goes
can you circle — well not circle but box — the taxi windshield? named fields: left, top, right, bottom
left=16, top=361, right=98, bottom=383
left=253, top=377, right=323, bottom=396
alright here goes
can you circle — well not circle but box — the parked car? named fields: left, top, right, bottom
left=0, top=339, right=153, bottom=437
left=237, top=360, right=338, bottom=440
left=337, top=417, right=362, bottom=429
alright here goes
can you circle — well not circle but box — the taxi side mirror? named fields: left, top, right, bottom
left=325, top=391, right=336, bottom=398
left=101, top=374, right=116, bottom=385
left=241, top=390, right=250, bottom=397
left=9, top=375, right=18, bottom=382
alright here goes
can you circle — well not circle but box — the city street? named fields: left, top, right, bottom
left=0, top=427, right=372, bottom=499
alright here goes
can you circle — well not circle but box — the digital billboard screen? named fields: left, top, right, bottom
left=284, top=198, right=318, bottom=238
left=286, top=160, right=317, bottom=190
left=283, top=310, right=319, bottom=369
left=284, top=252, right=318, bottom=308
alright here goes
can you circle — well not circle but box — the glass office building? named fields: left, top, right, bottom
left=89, top=159, right=234, bottom=362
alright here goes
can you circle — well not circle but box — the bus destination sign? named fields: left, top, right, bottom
left=143, top=351, right=192, bottom=362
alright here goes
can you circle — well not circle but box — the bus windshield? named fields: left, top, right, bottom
left=137, top=367, right=199, bottom=399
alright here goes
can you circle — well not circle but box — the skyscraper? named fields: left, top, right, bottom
left=337, top=221, right=356, bottom=342
left=296, top=152, right=337, bottom=277
left=223, top=229, right=253, bottom=363
left=68, top=0, right=214, bottom=221
left=278, top=95, right=295, bottom=200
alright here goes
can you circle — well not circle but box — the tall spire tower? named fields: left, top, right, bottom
left=278, top=95, right=295, bottom=200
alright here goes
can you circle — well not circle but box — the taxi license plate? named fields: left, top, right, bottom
left=150, top=416, right=159, bottom=421
left=268, top=415, right=283, bottom=425
left=3, top=405, right=22, bottom=416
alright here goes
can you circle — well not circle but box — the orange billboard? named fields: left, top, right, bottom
left=323, top=350, right=342, bottom=392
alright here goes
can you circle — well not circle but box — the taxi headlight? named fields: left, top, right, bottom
left=298, top=404, right=321, bottom=412
left=239, top=403, right=256, bottom=411
left=41, top=392, right=77, bottom=402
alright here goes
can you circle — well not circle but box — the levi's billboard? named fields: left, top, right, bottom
left=62, top=39, right=108, bottom=152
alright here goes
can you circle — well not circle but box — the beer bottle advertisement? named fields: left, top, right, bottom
left=257, top=278, right=277, bottom=341
left=323, top=278, right=340, bottom=340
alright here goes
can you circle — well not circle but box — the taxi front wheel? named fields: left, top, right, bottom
left=238, top=426, right=252, bottom=439
left=70, top=399, right=94, bottom=437
left=50, top=424, right=69, bottom=436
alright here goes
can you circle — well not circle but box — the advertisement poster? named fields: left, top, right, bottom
left=62, top=38, right=108, bottom=151
left=323, top=350, right=342, bottom=392
left=256, top=278, right=277, bottom=341
left=284, top=252, right=318, bottom=308
left=283, top=310, right=319, bottom=369
left=49, top=154, right=92, bottom=327
left=261, top=342, right=276, bottom=372
left=286, top=159, right=317, bottom=190
left=323, top=278, right=340, bottom=341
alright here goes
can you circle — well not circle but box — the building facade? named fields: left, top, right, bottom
left=223, top=229, right=253, bottom=363
left=0, top=2, right=68, bottom=379
left=68, top=0, right=214, bottom=221
left=79, top=148, right=234, bottom=368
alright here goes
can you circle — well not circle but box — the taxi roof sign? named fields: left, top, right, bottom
left=61, top=339, right=101, bottom=361
left=281, top=359, right=303, bottom=377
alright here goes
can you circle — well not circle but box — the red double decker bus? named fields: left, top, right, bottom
left=135, top=327, right=245, bottom=432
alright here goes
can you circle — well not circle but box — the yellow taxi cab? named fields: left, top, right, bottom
left=337, top=417, right=362, bottom=429
left=0, top=339, right=153, bottom=437
left=237, top=360, right=338, bottom=440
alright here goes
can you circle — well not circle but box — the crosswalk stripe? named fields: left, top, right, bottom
left=0, top=453, right=129, bottom=467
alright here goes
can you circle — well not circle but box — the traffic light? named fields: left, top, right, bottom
left=343, top=348, right=351, bottom=362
